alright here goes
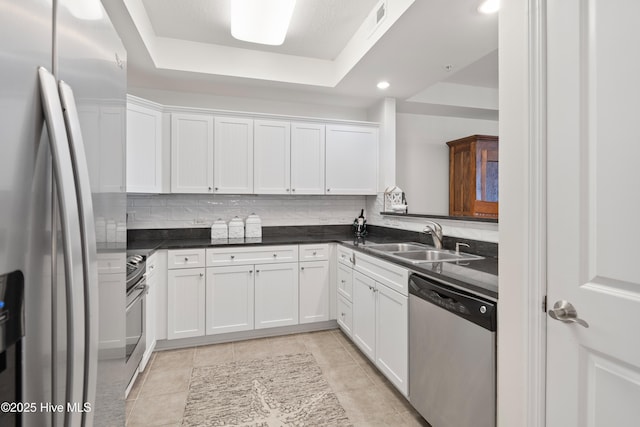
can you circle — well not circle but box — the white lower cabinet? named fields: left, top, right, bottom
left=206, top=265, right=254, bottom=335
left=352, top=271, right=377, bottom=360
left=254, top=262, right=299, bottom=329
left=299, top=260, right=329, bottom=324
left=345, top=248, right=409, bottom=397
left=167, top=268, right=206, bottom=339
left=375, top=282, right=408, bottom=395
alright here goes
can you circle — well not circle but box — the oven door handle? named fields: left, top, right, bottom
left=126, top=284, right=148, bottom=312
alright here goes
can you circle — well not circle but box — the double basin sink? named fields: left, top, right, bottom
left=364, top=242, right=484, bottom=264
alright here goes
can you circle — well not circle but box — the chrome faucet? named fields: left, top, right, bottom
left=422, top=221, right=443, bottom=249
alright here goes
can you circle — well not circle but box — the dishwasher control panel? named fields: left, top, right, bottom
left=409, top=273, right=496, bottom=331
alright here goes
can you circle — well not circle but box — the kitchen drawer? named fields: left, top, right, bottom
left=337, top=245, right=354, bottom=267
left=337, top=262, right=353, bottom=301
left=206, top=245, right=298, bottom=267
left=337, top=294, right=353, bottom=338
left=353, top=251, right=409, bottom=296
left=299, top=244, right=329, bottom=261
left=97, top=253, right=125, bottom=275
left=167, top=249, right=205, bottom=269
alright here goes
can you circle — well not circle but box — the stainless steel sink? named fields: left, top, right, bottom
left=392, top=250, right=483, bottom=263
left=365, top=242, right=484, bottom=264
left=366, top=242, right=429, bottom=252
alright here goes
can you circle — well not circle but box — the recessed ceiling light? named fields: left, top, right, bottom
left=478, top=0, right=499, bottom=14
left=377, top=81, right=390, bottom=90
left=231, top=0, right=297, bottom=46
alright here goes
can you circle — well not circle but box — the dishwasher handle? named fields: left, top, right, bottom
left=409, top=273, right=497, bottom=331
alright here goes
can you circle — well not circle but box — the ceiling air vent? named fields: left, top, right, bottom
left=368, top=0, right=387, bottom=38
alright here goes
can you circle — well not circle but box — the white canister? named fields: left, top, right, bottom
left=210, top=218, right=228, bottom=240
left=228, top=216, right=245, bottom=239
left=245, top=213, right=262, bottom=238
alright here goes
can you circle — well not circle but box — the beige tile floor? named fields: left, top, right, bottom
left=126, top=329, right=430, bottom=427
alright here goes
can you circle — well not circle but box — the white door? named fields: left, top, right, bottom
left=325, top=124, right=378, bottom=195
left=352, top=271, right=376, bottom=360
left=171, top=113, right=214, bottom=193
left=291, top=122, right=325, bottom=195
left=254, top=262, right=299, bottom=329
left=254, top=119, right=291, bottom=194
left=167, top=268, right=206, bottom=339
left=214, top=116, right=253, bottom=194
left=126, top=102, right=162, bottom=193
left=206, top=265, right=254, bottom=335
left=298, top=260, right=329, bottom=324
left=546, top=2, right=640, bottom=426
left=375, top=283, right=408, bottom=397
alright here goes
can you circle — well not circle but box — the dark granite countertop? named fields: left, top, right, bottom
left=127, top=225, right=498, bottom=299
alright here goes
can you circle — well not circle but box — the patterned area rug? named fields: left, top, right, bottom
left=182, top=352, right=352, bottom=426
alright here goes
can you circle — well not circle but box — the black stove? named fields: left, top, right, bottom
left=126, top=254, right=146, bottom=293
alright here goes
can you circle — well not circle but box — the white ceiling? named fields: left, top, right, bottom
left=103, top=0, right=498, bottom=112
left=142, top=0, right=378, bottom=60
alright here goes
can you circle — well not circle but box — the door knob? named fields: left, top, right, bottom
left=548, top=300, right=589, bottom=328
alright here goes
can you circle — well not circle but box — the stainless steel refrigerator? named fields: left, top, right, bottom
left=0, top=0, right=127, bottom=425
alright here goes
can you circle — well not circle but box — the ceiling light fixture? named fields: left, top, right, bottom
left=231, top=0, right=297, bottom=46
left=377, top=81, right=390, bottom=90
left=478, top=0, right=500, bottom=14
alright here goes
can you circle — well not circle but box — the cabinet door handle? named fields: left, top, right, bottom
left=292, top=188, right=296, bottom=192
left=199, top=273, right=204, bottom=277
left=208, top=186, right=212, bottom=191
left=341, top=312, right=345, bottom=317
left=256, top=270, right=260, bottom=273
left=341, top=280, right=346, bottom=283
left=273, top=254, right=277, bottom=258
left=214, top=187, right=219, bottom=191
left=184, top=257, right=189, bottom=261
left=286, top=188, right=290, bottom=192
left=249, top=270, right=253, bottom=274
left=301, top=267, right=305, bottom=271
left=327, top=188, right=331, bottom=192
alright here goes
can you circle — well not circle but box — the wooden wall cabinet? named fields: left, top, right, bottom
left=447, top=135, right=499, bottom=218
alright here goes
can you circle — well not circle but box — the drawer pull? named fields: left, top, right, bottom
left=256, top=270, right=260, bottom=273
left=273, top=254, right=277, bottom=258
left=341, top=280, right=346, bottom=283
left=230, top=255, right=235, bottom=260
left=301, top=267, right=305, bottom=271
left=184, top=257, right=189, bottom=261
left=341, top=312, right=345, bottom=317
left=313, top=251, right=317, bottom=256
left=199, top=273, right=204, bottom=277
left=249, top=270, right=253, bottom=274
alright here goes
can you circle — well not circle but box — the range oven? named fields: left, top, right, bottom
left=125, top=254, right=147, bottom=386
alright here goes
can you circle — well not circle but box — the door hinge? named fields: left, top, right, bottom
left=542, top=295, right=547, bottom=313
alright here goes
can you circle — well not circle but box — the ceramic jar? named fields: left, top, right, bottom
left=228, top=216, right=245, bottom=239
left=210, top=218, right=228, bottom=239
left=245, top=213, right=262, bottom=238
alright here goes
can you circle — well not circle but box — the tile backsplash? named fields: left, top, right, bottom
left=127, top=194, right=367, bottom=229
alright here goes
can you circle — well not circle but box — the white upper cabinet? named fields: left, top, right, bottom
left=325, top=124, right=378, bottom=195
left=171, top=113, right=214, bottom=193
left=291, top=122, right=325, bottom=195
left=214, top=116, right=253, bottom=194
left=126, top=101, right=162, bottom=193
left=254, top=119, right=290, bottom=194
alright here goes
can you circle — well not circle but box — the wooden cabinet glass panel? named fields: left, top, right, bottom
left=447, top=135, right=499, bottom=218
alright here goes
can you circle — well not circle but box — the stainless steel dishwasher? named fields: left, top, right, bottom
left=409, top=273, right=496, bottom=427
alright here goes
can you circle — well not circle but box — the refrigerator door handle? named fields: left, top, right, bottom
left=38, top=67, right=86, bottom=427
left=58, top=81, right=99, bottom=427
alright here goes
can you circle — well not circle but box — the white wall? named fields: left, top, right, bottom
left=395, top=113, right=499, bottom=215
left=367, top=98, right=397, bottom=192
left=127, top=194, right=367, bottom=229
left=128, top=87, right=369, bottom=122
